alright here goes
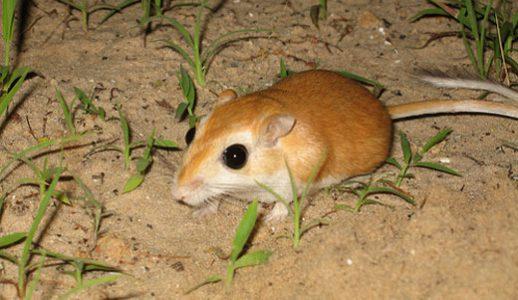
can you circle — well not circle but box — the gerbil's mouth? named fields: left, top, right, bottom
left=175, top=199, right=192, bottom=207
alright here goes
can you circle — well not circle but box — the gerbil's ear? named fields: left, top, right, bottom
left=258, top=114, right=296, bottom=147
left=216, top=89, right=238, bottom=105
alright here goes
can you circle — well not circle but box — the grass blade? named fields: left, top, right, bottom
left=338, top=69, right=385, bottom=96
left=164, top=41, right=195, bottom=69
left=233, top=250, right=272, bottom=269
left=24, top=253, right=46, bottom=300
left=255, top=180, right=292, bottom=212
left=367, top=186, right=415, bottom=205
left=56, top=88, right=76, bottom=134
left=201, top=28, right=270, bottom=64
left=153, top=139, right=178, bottom=149
left=421, top=128, right=452, bottom=154
left=414, top=161, right=461, bottom=176
left=59, top=274, right=121, bottom=299
left=410, top=7, right=450, bottom=22
left=123, top=174, right=145, bottom=193
left=399, top=131, right=412, bottom=165
left=18, top=167, right=63, bottom=294
left=0, top=193, right=5, bottom=219
left=0, top=67, right=30, bottom=118
left=117, top=106, right=131, bottom=169
left=0, top=232, right=26, bottom=248
left=461, top=29, right=481, bottom=76
left=300, top=218, right=330, bottom=235
left=184, top=275, right=222, bottom=294
left=386, top=157, right=402, bottom=169
left=100, top=0, right=139, bottom=24
left=162, top=16, right=194, bottom=48
left=229, top=199, right=258, bottom=262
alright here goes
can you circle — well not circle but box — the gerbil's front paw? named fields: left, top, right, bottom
left=192, top=201, right=219, bottom=218
left=265, top=202, right=289, bottom=223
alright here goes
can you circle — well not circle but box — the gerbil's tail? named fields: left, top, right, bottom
left=419, top=75, right=518, bottom=101
left=388, top=100, right=518, bottom=120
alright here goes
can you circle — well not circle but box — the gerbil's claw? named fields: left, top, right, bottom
left=192, top=201, right=220, bottom=218
left=265, top=202, right=289, bottom=223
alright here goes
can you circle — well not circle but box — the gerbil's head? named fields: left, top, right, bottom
left=172, top=89, right=296, bottom=207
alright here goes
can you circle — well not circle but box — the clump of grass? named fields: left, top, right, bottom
left=387, top=128, right=461, bottom=187
left=79, top=103, right=177, bottom=193
left=333, top=178, right=415, bottom=213
left=1, top=0, right=30, bottom=130
left=55, top=0, right=115, bottom=31
left=122, top=128, right=178, bottom=193
left=0, top=157, right=120, bottom=297
left=162, top=0, right=269, bottom=86
left=55, top=86, right=106, bottom=135
left=257, top=155, right=330, bottom=249
left=175, top=66, right=199, bottom=128
left=102, top=0, right=167, bottom=32
left=310, top=0, right=328, bottom=28
left=112, top=106, right=178, bottom=192
left=186, top=199, right=271, bottom=293
left=73, top=87, right=106, bottom=120
left=333, top=129, right=459, bottom=212
left=412, top=0, right=518, bottom=81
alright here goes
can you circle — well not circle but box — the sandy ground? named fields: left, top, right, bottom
left=0, top=0, right=517, bottom=299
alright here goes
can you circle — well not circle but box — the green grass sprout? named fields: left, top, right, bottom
left=310, top=0, right=328, bottom=29
left=334, top=178, right=415, bottom=213
left=387, top=129, right=461, bottom=187
left=84, top=105, right=178, bottom=192
left=56, top=88, right=77, bottom=134
left=74, top=87, right=106, bottom=121
left=279, top=57, right=294, bottom=79
left=257, top=153, right=330, bottom=249
left=117, top=105, right=132, bottom=169
left=55, top=0, right=115, bottom=31
left=122, top=127, right=178, bottom=193
left=175, top=66, right=199, bottom=128
left=162, top=0, right=269, bottom=86
left=186, top=199, right=271, bottom=293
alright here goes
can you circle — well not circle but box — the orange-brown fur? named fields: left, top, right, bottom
left=177, top=70, right=392, bottom=187
left=270, top=70, right=392, bottom=182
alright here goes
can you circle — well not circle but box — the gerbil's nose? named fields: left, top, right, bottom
left=171, top=188, right=187, bottom=203
left=171, top=179, right=202, bottom=203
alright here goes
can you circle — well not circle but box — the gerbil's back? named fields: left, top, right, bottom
left=269, top=70, right=392, bottom=179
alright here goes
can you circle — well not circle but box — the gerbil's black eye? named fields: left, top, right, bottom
left=185, top=127, right=196, bottom=145
left=222, top=144, right=248, bottom=169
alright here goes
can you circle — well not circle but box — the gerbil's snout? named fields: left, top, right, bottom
left=171, top=178, right=202, bottom=205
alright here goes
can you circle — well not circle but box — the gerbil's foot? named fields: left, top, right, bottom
left=192, top=201, right=219, bottom=218
left=265, top=202, right=289, bottom=223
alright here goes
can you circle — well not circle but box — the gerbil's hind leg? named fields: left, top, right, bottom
left=265, top=202, right=289, bottom=223
left=192, top=200, right=220, bottom=218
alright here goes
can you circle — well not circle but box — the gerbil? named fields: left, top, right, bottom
left=171, top=70, right=518, bottom=221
